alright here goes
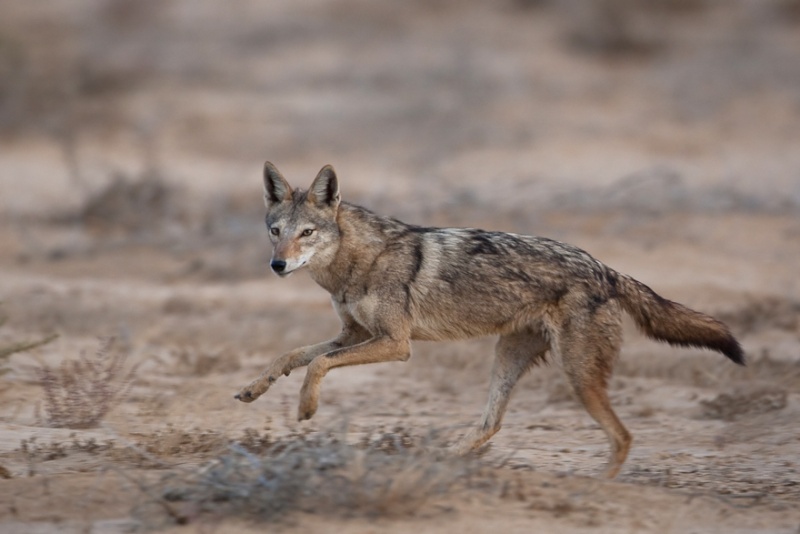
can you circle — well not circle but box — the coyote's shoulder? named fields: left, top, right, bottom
left=236, top=162, right=744, bottom=479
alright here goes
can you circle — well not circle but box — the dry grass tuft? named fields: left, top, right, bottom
left=147, top=427, right=489, bottom=525
left=33, top=337, right=138, bottom=429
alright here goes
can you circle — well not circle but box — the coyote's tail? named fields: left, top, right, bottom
left=615, top=273, right=745, bottom=365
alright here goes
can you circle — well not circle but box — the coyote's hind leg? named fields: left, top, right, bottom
left=556, top=303, right=631, bottom=478
left=570, top=372, right=631, bottom=479
left=450, top=331, right=548, bottom=455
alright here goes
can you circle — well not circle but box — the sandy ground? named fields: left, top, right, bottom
left=1, top=1, right=799, bottom=532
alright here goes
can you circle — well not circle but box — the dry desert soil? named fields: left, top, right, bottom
left=1, top=1, right=799, bottom=532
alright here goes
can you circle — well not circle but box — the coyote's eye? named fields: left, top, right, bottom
left=270, top=227, right=280, bottom=236
left=300, top=228, right=314, bottom=237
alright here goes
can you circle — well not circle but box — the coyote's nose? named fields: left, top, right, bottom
left=271, top=260, right=287, bottom=274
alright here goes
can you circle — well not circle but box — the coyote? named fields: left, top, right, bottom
left=236, top=162, right=744, bottom=478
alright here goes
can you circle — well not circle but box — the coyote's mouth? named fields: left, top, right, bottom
left=276, top=261, right=307, bottom=277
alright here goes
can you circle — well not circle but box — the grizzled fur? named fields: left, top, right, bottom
left=236, top=162, right=744, bottom=478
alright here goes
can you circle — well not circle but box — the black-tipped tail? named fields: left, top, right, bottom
left=616, top=274, right=746, bottom=366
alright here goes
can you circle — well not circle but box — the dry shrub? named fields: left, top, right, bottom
left=34, top=337, right=138, bottom=429
left=151, top=428, right=487, bottom=524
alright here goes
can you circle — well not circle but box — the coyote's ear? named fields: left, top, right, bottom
left=308, top=164, right=340, bottom=209
left=263, top=161, right=292, bottom=208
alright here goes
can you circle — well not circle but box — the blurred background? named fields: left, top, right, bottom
left=1, top=4, right=800, bottom=526
left=0, top=0, right=798, bottom=298
left=1, top=0, right=799, bottom=257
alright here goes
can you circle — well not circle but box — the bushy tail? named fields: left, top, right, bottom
left=615, top=273, right=745, bottom=365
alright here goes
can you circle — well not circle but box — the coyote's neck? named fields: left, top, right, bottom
left=308, top=203, right=405, bottom=296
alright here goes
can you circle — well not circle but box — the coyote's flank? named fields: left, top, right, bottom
left=235, top=162, right=744, bottom=478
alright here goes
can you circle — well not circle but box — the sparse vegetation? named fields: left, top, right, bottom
left=150, top=428, right=488, bottom=525
left=33, top=337, right=138, bottom=429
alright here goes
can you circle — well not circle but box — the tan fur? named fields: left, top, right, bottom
left=236, top=162, right=744, bottom=478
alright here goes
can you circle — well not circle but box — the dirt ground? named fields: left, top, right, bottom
left=1, top=1, right=799, bottom=532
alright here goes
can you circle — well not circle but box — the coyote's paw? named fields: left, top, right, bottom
left=297, top=362, right=325, bottom=421
left=297, top=381, right=320, bottom=421
left=297, top=394, right=318, bottom=421
left=234, top=388, right=257, bottom=403
left=234, top=376, right=276, bottom=403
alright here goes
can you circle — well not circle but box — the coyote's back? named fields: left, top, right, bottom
left=236, top=162, right=744, bottom=479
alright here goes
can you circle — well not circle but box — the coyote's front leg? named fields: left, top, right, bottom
left=234, top=340, right=341, bottom=402
left=236, top=306, right=370, bottom=403
left=297, top=335, right=410, bottom=420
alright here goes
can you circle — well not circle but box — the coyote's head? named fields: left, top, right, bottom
left=262, top=162, right=342, bottom=277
